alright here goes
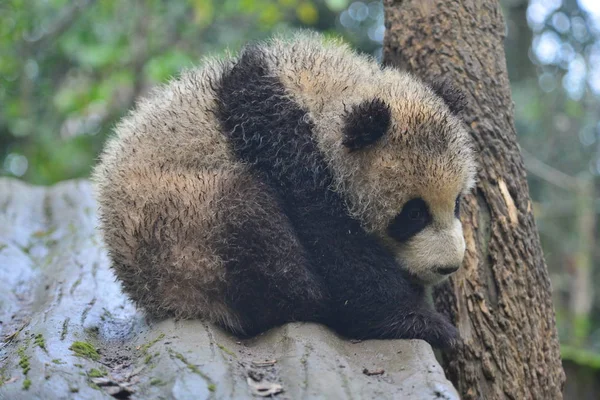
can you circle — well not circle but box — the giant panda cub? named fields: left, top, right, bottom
left=93, top=32, right=476, bottom=348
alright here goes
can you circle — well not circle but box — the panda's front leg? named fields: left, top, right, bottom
left=295, top=217, right=459, bottom=348
left=360, top=299, right=460, bottom=349
left=326, top=263, right=460, bottom=349
left=215, top=173, right=331, bottom=336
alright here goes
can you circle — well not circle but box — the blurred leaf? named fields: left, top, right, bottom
left=239, top=0, right=259, bottom=13
left=324, top=0, right=348, bottom=12
left=296, top=2, right=318, bottom=25
left=561, top=344, right=600, bottom=369
left=192, top=0, right=214, bottom=27
left=260, top=3, right=284, bottom=28
left=565, top=99, right=584, bottom=118
left=145, top=51, right=195, bottom=83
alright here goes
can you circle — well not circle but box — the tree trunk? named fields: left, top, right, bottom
left=383, top=1, right=565, bottom=399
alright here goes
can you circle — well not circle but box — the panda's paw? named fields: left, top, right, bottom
left=386, top=309, right=460, bottom=349
left=420, top=312, right=460, bottom=349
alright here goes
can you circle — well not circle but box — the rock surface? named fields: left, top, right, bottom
left=0, top=178, right=459, bottom=399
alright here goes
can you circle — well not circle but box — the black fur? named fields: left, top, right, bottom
left=342, top=98, right=391, bottom=151
left=214, top=46, right=458, bottom=348
left=215, top=172, right=327, bottom=335
left=454, top=195, right=461, bottom=218
left=429, top=78, right=467, bottom=116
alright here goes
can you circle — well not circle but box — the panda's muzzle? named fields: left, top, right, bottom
left=436, top=265, right=460, bottom=275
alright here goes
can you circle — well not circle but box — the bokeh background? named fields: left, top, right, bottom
left=2, top=0, right=599, bottom=394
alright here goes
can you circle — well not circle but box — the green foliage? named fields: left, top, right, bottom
left=562, top=345, right=600, bottom=370
left=0, top=0, right=350, bottom=184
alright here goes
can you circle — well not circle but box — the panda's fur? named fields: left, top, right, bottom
left=93, top=32, right=476, bottom=348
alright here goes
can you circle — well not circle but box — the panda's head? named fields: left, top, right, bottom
left=315, top=70, right=477, bottom=285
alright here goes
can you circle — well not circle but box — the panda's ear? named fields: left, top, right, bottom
left=342, top=98, right=391, bottom=151
left=428, top=78, right=467, bottom=116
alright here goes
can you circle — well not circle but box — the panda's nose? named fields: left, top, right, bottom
left=436, top=265, right=460, bottom=275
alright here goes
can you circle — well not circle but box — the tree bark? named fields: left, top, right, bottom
left=383, top=1, right=565, bottom=399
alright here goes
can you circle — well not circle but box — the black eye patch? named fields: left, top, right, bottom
left=454, top=195, right=461, bottom=218
left=387, top=198, right=432, bottom=243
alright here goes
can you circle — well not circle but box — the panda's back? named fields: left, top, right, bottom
left=97, top=59, right=238, bottom=179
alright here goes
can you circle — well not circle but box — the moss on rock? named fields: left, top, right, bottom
left=69, top=341, right=100, bottom=361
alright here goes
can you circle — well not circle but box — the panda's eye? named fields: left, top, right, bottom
left=387, top=198, right=431, bottom=243
left=408, top=209, right=422, bottom=220
left=454, top=195, right=461, bottom=218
